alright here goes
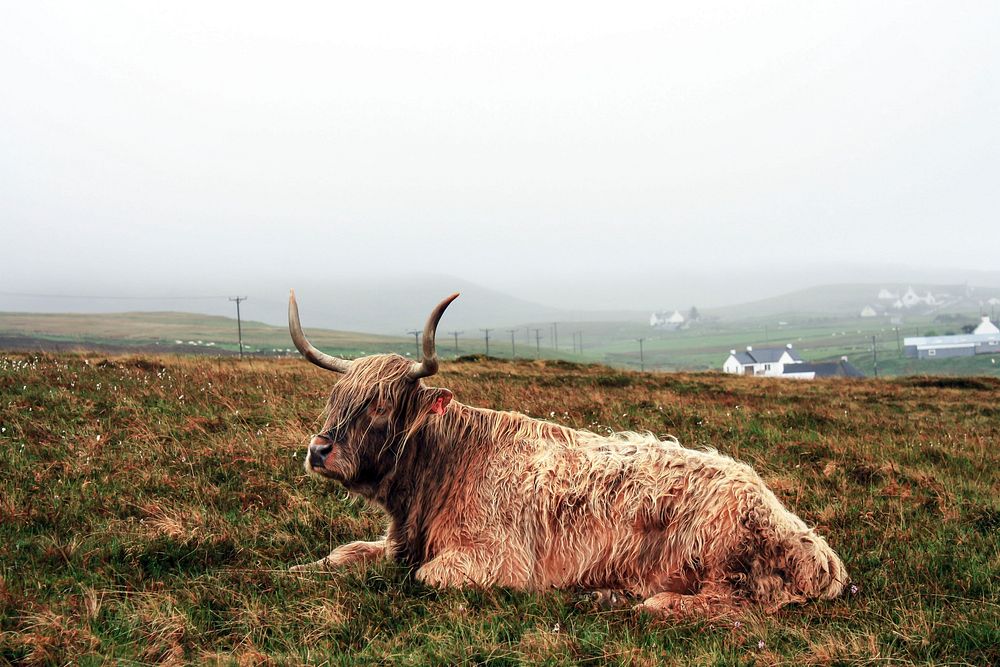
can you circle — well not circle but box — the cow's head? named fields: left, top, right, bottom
left=289, top=290, right=458, bottom=492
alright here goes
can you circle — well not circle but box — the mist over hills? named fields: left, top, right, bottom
left=3, top=264, right=999, bottom=335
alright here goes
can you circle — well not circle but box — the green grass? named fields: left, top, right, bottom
left=1, top=353, right=997, bottom=664
left=0, top=311, right=415, bottom=358
left=6, top=309, right=997, bottom=379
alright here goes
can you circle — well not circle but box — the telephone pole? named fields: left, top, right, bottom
left=448, top=330, right=463, bottom=355
left=480, top=328, right=493, bottom=357
left=229, top=296, right=247, bottom=359
left=507, top=329, right=517, bottom=358
left=872, top=335, right=878, bottom=377
left=533, top=328, right=543, bottom=358
left=552, top=322, right=559, bottom=352
left=637, top=338, right=645, bottom=372
left=406, top=330, right=421, bottom=356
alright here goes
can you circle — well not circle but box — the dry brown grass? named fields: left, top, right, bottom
left=0, top=353, right=997, bottom=664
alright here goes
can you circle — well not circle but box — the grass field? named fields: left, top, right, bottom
left=0, top=312, right=414, bottom=358
left=4, top=310, right=999, bottom=378
left=1, top=354, right=998, bottom=664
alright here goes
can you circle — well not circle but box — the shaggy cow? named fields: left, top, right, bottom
left=288, top=291, right=847, bottom=616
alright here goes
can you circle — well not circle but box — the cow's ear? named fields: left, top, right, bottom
left=428, top=389, right=453, bottom=416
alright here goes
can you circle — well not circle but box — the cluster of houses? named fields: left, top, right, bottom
left=721, top=344, right=863, bottom=379
left=720, top=315, right=999, bottom=375
left=860, top=286, right=1000, bottom=318
left=902, top=315, right=1000, bottom=359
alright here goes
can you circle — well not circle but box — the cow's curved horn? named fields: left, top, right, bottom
left=408, top=293, right=460, bottom=380
left=288, top=290, right=353, bottom=374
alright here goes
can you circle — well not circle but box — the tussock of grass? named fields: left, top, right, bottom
left=1, top=353, right=998, bottom=664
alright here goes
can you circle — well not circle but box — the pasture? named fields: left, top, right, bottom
left=0, top=353, right=997, bottom=664
left=5, top=309, right=999, bottom=377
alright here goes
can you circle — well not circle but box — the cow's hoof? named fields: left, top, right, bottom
left=585, top=589, right=630, bottom=610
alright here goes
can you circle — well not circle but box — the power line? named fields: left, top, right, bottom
left=229, top=297, right=247, bottom=359
left=872, top=335, right=878, bottom=378
left=448, top=330, right=463, bottom=355
left=406, top=330, right=421, bottom=356
left=0, top=291, right=232, bottom=300
left=480, top=328, right=493, bottom=357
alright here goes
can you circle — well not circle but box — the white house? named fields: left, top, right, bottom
left=900, top=286, right=938, bottom=309
left=877, top=288, right=899, bottom=300
left=650, top=310, right=685, bottom=329
left=722, top=344, right=804, bottom=376
left=860, top=305, right=878, bottom=318
left=973, top=315, right=1000, bottom=335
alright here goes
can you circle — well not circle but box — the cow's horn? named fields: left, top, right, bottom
left=408, top=293, right=460, bottom=380
left=288, top=290, right=353, bottom=374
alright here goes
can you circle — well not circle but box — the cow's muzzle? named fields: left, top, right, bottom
left=308, top=434, right=334, bottom=469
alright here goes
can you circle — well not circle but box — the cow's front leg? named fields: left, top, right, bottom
left=415, top=549, right=482, bottom=588
left=290, top=539, right=387, bottom=573
left=635, top=582, right=739, bottom=618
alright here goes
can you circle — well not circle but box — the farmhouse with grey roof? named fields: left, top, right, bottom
left=722, top=344, right=803, bottom=376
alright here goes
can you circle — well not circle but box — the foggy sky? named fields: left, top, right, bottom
left=2, top=1, right=998, bottom=318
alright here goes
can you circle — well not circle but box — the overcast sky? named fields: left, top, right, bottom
left=2, top=1, right=998, bottom=315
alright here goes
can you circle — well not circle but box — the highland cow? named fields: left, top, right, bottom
left=288, top=291, right=847, bottom=616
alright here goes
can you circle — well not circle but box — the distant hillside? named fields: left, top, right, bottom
left=708, top=283, right=999, bottom=321
left=0, top=311, right=409, bottom=356
left=0, top=275, right=650, bottom=335
left=284, top=275, right=650, bottom=334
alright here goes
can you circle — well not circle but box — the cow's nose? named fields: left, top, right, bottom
left=308, top=434, right=333, bottom=468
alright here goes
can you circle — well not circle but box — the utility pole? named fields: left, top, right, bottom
left=872, top=335, right=878, bottom=378
left=895, top=327, right=901, bottom=356
left=448, top=330, right=463, bottom=355
left=229, top=296, right=247, bottom=359
left=638, top=338, right=645, bottom=372
left=406, top=330, right=421, bottom=356
left=480, top=328, right=493, bottom=357
left=552, top=322, right=559, bottom=352
left=507, top=329, right=517, bottom=358
left=533, top=328, right=543, bottom=358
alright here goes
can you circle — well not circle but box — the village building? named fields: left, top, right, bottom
left=649, top=310, right=685, bottom=329
left=859, top=305, right=878, bottom=318
left=903, top=317, right=1000, bottom=359
left=781, top=358, right=865, bottom=379
left=973, top=315, right=1000, bottom=335
left=722, top=344, right=803, bottom=376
